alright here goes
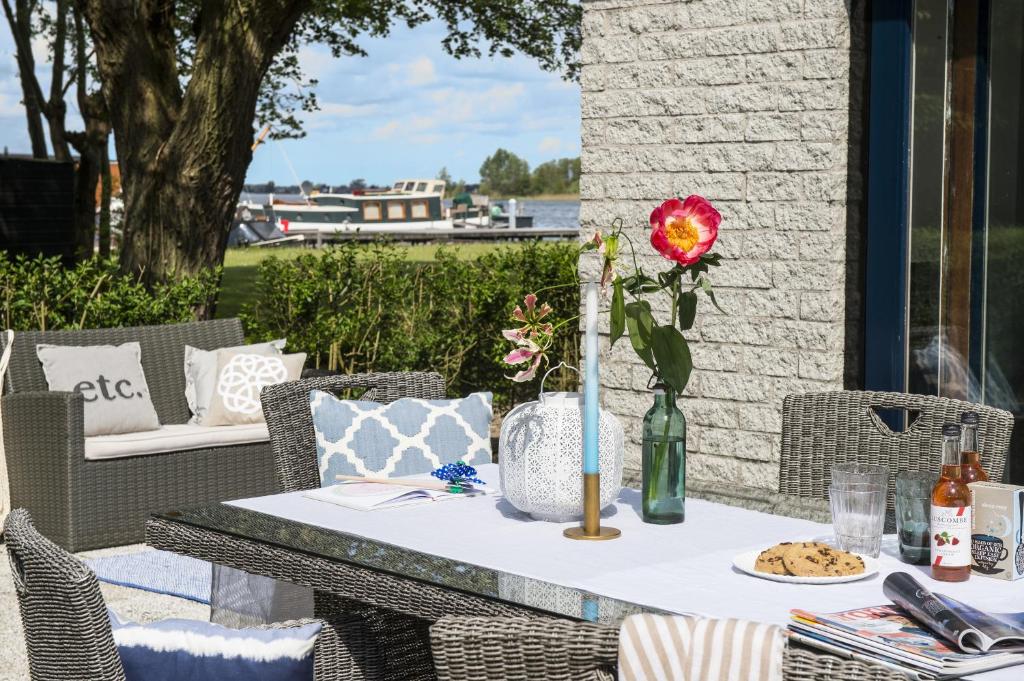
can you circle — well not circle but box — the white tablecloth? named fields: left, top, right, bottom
left=227, top=464, right=1023, bottom=680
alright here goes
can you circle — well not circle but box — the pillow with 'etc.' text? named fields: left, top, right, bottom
left=310, top=390, right=493, bottom=487
left=36, top=342, right=161, bottom=436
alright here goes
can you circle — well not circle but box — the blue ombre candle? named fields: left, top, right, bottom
left=583, top=281, right=600, bottom=475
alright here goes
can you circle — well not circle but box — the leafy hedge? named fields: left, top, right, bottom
left=239, top=241, right=581, bottom=410
left=0, top=254, right=219, bottom=331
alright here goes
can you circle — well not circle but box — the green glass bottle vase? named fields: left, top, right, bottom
left=641, top=384, right=686, bottom=524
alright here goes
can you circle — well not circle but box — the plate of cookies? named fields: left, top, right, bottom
left=733, top=541, right=879, bottom=584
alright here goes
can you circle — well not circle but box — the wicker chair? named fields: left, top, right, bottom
left=259, top=371, right=448, bottom=679
left=428, top=615, right=906, bottom=681
left=3, top=508, right=347, bottom=681
left=779, top=391, right=1014, bottom=518
left=260, top=371, right=446, bottom=492
left=1, top=319, right=280, bottom=550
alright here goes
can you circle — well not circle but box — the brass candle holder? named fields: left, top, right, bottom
left=563, top=473, right=620, bottom=540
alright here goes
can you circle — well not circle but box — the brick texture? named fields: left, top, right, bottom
left=581, top=0, right=866, bottom=490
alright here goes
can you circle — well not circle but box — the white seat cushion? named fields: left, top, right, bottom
left=84, top=423, right=270, bottom=461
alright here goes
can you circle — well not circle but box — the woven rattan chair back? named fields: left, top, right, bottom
left=779, top=391, right=1014, bottom=507
left=261, top=372, right=447, bottom=492
left=3, top=508, right=126, bottom=681
left=0, top=319, right=244, bottom=425
left=428, top=615, right=907, bottom=681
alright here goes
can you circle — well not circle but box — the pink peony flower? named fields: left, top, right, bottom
left=649, top=195, right=721, bottom=266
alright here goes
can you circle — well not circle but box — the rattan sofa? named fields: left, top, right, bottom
left=1, top=319, right=280, bottom=551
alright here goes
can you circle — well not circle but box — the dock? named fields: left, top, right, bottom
left=277, top=227, right=579, bottom=246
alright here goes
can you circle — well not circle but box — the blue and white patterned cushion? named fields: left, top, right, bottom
left=310, top=390, right=493, bottom=486
left=108, top=610, right=319, bottom=681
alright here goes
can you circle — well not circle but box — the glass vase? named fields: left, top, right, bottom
left=641, top=385, right=686, bottom=524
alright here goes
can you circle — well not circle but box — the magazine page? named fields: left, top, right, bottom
left=304, top=482, right=448, bottom=511
left=934, top=594, right=1024, bottom=652
left=882, top=572, right=978, bottom=651
left=789, top=606, right=1024, bottom=678
left=791, top=605, right=981, bottom=664
left=882, top=572, right=1024, bottom=653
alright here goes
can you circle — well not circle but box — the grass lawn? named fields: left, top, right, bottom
left=216, top=243, right=506, bottom=319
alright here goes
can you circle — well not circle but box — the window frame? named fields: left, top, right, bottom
left=387, top=201, right=407, bottom=220
left=363, top=201, right=382, bottom=222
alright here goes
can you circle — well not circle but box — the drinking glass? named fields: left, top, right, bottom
left=895, top=471, right=934, bottom=565
left=831, top=463, right=889, bottom=488
left=829, top=484, right=887, bottom=557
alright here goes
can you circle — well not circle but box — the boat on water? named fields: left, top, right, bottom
left=268, top=179, right=452, bottom=237
left=257, top=179, right=538, bottom=240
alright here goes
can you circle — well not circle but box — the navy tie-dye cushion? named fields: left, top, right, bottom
left=310, top=391, right=493, bottom=486
left=109, top=610, right=319, bottom=681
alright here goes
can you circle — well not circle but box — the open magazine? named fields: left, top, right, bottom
left=303, top=480, right=488, bottom=511
left=790, top=572, right=1024, bottom=679
left=882, top=572, right=1024, bottom=654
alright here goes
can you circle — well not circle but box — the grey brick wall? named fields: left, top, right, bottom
left=581, top=0, right=867, bottom=490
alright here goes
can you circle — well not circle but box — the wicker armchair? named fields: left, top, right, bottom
left=261, top=372, right=446, bottom=492
left=3, top=509, right=346, bottom=681
left=429, top=615, right=907, bottom=681
left=779, top=391, right=1014, bottom=518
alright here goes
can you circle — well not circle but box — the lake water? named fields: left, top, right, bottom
left=507, top=199, right=579, bottom=230
left=241, top=193, right=580, bottom=230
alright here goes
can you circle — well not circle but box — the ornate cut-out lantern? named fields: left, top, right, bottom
left=499, top=365, right=624, bottom=522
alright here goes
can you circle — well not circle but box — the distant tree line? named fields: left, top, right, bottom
left=477, top=149, right=579, bottom=197
left=244, top=151, right=581, bottom=198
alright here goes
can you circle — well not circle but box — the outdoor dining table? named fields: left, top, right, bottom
left=147, top=463, right=1024, bottom=680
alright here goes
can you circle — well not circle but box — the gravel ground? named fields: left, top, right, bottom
left=0, top=543, right=208, bottom=681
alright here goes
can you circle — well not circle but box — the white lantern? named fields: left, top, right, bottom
left=499, top=366, right=624, bottom=522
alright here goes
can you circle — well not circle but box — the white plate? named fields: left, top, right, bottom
left=732, top=549, right=880, bottom=584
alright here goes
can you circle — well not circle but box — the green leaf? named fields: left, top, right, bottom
left=651, top=325, right=692, bottom=394
left=701, top=252, right=723, bottom=266
left=624, top=300, right=656, bottom=370
left=677, top=291, right=698, bottom=331
left=610, top=278, right=625, bottom=346
left=704, top=287, right=726, bottom=314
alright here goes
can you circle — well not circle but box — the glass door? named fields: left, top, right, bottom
left=903, top=0, right=1024, bottom=480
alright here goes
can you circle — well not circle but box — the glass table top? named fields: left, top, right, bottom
left=153, top=502, right=660, bottom=625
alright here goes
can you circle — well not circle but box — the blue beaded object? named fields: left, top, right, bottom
left=431, top=461, right=484, bottom=493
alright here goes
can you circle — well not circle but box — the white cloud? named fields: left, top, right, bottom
left=319, top=102, right=378, bottom=118
left=297, top=45, right=340, bottom=82
left=406, top=57, right=436, bottom=86
left=539, top=136, right=562, bottom=154
left=0, top=92, right=24, bottom=117
left=30, top=36, right=49, bottom=66
left=388, top=57, right=437, bottom=87
left=372, top=120, right=401, bottom=140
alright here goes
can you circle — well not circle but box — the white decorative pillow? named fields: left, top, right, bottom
left=184, top=339, right=285, bottom=424
left=36, top=342, right=161, bottom=436
left=201, top=350, right=306, bottom=426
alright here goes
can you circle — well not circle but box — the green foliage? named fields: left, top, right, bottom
left=0, top=254, right=219, bottom=331
left=530, top=157, right=580, bottom=195
left=479, top=148, right=531, bottom=197
left=239, top=241, right=581, bottom=411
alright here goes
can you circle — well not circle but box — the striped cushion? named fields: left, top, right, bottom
left=109, top=610, right=319, bottom=681
left=618, top=614, right=784, bottom=681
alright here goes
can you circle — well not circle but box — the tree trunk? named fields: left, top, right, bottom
left=99, top=144, right=111, bottom=258
left=80, top=0, right=310, bottom=292
left=2, top=0, right=48, bottom=158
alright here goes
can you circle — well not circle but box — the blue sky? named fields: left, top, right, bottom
left=0, top=19, right=580, bottom=185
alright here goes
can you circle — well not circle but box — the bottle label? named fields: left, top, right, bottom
left=930, top=505, right=972, bottom=567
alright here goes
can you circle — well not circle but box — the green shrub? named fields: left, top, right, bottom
left=239, top=241, right=581, bottom=410
left=0, top=254, right=219, bottom=331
